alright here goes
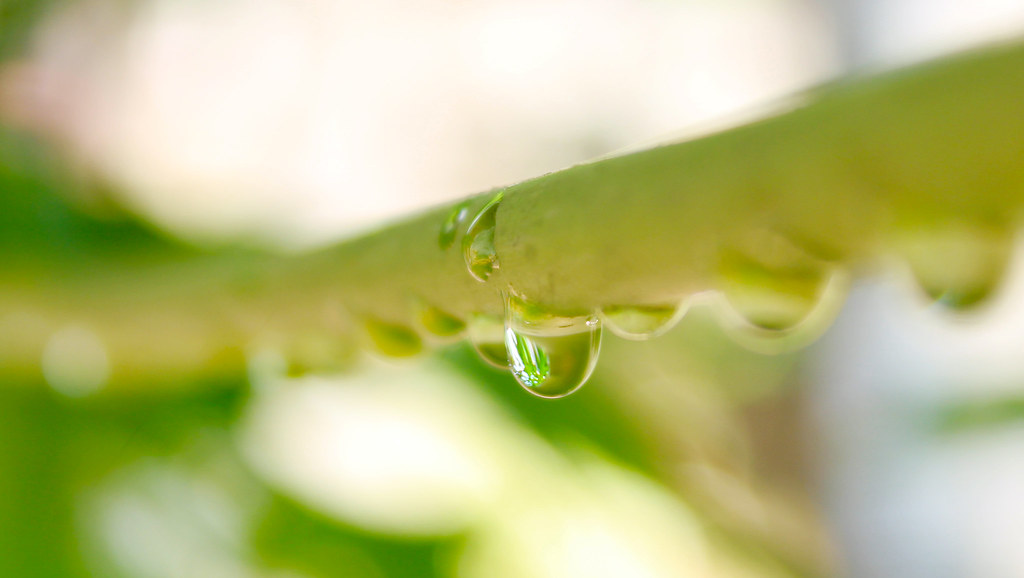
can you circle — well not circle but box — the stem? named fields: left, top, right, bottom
left=4, top=41, right=1024, bottom=388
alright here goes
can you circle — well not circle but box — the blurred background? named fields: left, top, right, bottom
left=3, top=0, right=1024, bottom=576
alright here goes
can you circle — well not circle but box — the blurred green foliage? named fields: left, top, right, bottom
left=12, top=5, right=1017, bottom=576
left=934, top=395, right=1024, bottom=434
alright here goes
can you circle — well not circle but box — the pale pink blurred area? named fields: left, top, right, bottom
left=0, top=0, right=836, bottom=246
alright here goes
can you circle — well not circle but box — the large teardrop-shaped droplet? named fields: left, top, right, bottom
left=438, top=201, right=471, bottom=250
left=896, top=223, right=1012, bottom=311
left=504, top=293, right=602, bottom=399
left=600, top=302, right=688, bottom=341
left=717, top=230, right=837, bottom=331
left=415, top=300, right=466, bottom=339
left=462, top=193, right=503, bottom=282
left=363, top=318, right=423, bottom=358
left=467, top=314, right=509, bottom=369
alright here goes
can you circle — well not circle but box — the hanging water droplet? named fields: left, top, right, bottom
left=896, top=224, right=1012, bottom=311
left=462, top=192, right=503, bottom=282
left=714, top=268, right=849, bottom=355
left=504, top=293, right=602, bottom=399
left=600, top=302, right=688, bottom=340
left=438, top=201, right=471, bottom=250
left=717, top=231, right=836, bottom=331
left=712, top=229, right=850, bottom=354
left=416, top=301, right=466, bottom=339
left=363, top=318, right=423, bottom=358
left=467, top=314, right=508, bottom=369
left=283, top=334, right=356, bottom=377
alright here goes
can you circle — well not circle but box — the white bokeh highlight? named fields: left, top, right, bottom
left=5, top=0, right=833, bottom=246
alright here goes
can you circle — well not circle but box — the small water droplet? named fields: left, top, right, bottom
left=717, top=231, right=835, bottom=331
left=462, top=192, right=503, bottom=282
left=416, top=301, right=466, bottom=339
left=283, top=334, right=356, bottom=377
left=504, top=293, right=602, bottom=399
left=438, top=201, right=471, bottom=250
left=897, top=224, right=1012, bottom=311
left=467, top=314, right=508, bottom=369
left=363, top=318, right=423, bottom=358
left=714, top=269, right=849, bottom=354
left=600, top=302, right=688, bottom=340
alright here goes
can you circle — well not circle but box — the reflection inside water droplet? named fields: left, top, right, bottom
left=504, top=293, right=602, bottom=399
left=600, top=302, right=688, bottom=341
left=438, top=201, right=471, bottom=250
left=462, top=193, right=503, bottom=282
left=363, top=318, right=423, bottom=358
left=467, top=314, right=508, bottom=369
